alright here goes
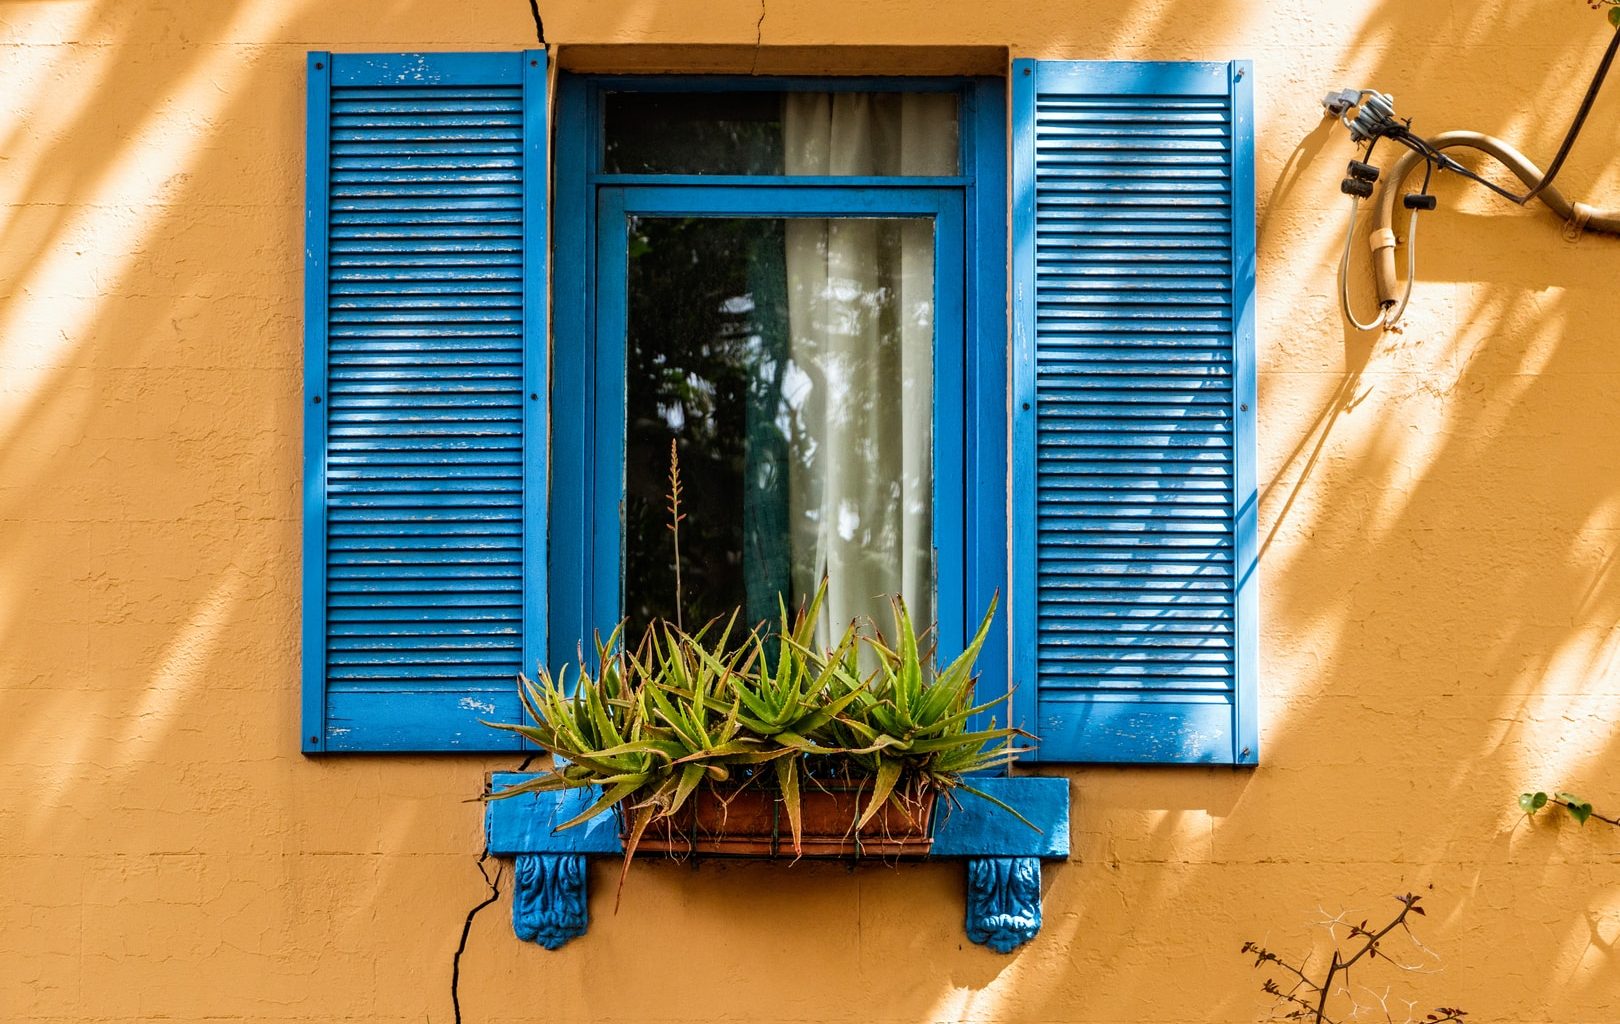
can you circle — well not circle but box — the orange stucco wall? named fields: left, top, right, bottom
left=5, top=2, right=1620, bottom=1021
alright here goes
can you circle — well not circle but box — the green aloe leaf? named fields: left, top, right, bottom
left=573, top=738, right=671, bottom=761
left=953, top=780, right=1040, bottom=832
left=903, top=727, right=1023, bottom=754
left=480, top=719, right=553, bottom=747
left=557, top=777, right=646, bottom=830
left=839, top=733, right=906, bottom=756
left=615, top=800, right=660, bottom=910
left=858, top=758, right=904, bottom=830
left=667, top=763, right=707, bottom=818
left=483, top=770, right=578, bottom=800
left=775, top=755, right=803, bottom=855
left=672, top=738, right=765, bottom=762
left=645, top=682, right=702, bottom=751
left=709, top=747, right=801, bottom=765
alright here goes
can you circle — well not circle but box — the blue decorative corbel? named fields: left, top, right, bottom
left=486, top=774, right=1069, bottom=953
left=511, top=854, right=588, bottom=950
left=965, top=857, right=1043, bottom=953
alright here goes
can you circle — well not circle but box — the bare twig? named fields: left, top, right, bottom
left=1242, top=894, right=1467, bottom=1024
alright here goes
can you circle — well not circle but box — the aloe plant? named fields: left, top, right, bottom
left=486, top=584, right=1031, bottom=894
left=817, top=594, right=1031, bottom=831
left=486, top=442, right=1032, bottom=895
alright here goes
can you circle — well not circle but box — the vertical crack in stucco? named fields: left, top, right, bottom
left=449, top=758, right=535, bottom=1017
left=527, top=0, right=547, bottom=47
left=751, top=0, right=766, bottom=75
left=451, top=851, right=504, bottom=1024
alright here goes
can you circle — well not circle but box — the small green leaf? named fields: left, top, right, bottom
left=1608, top=5, right=1620, bottom=29
left=1571, top=802, right=1595, bottom=826
left=1519, top=791, right=1549, bottom=814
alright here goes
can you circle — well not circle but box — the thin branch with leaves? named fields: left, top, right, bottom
left=1519, top=789, right=1620, bottom=827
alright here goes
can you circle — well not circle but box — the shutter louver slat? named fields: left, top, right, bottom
left=1012, top=61, right=1257, bottom=764
left=303, top=51, right=547, bottom=752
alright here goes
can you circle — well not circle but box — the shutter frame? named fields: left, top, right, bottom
left=1010, top=59, right=1257, bottom=764
left=302, top=50, right=548, bottom=753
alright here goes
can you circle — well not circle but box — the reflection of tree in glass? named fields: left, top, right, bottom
left=604, top=93, right=784, bottom=175
left=623, top=216, right=933, bottom=644
left=625, top=217, right=792, bottom=636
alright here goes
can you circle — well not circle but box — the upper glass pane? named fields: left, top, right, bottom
left=603, top=91, right=960, bottom=176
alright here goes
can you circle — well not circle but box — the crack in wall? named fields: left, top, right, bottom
left=450, top=757, right=538, bottom=1020
left=751, top=0, right=766, bottom=75
left=527, top=0, right=546, bottom=47
left=450, top=850, right=503, bottom=1024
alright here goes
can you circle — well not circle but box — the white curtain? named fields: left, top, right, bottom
left=780, top=93, right=956, bottom=645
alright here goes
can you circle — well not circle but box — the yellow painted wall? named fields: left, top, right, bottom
left=4, top=1, right=1620, bottom=1021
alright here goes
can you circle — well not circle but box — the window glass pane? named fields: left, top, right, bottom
left=603, top=92, right=959, bottom=175
left=623, top=216, right=935, bottom=644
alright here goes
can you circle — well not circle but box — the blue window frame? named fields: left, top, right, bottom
left=301, top=57, right=1255, bottom=761
left=550, top=74, right=1009, bottom=697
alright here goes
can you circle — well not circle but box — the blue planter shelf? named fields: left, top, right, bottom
left=485, top=772, right=1070, bottom=953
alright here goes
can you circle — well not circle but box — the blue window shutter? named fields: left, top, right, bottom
left=302, top=51, right=548, bottom=752
left=1010, top=60, right=1258, bottom=764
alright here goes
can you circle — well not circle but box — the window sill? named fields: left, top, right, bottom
left=484, top=773, right=1070, bottom=953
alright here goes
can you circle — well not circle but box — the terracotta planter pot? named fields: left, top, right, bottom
left=628, top=780, right=936, bottom=858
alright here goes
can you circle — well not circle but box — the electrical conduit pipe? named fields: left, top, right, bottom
left=1371, top=131, right=1620, bottom=310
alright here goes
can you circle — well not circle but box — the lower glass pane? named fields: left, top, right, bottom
left=623, top=215, right=935, bottom=643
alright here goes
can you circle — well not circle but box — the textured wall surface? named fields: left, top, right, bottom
left=4, top=1, right=1620, bottom=1021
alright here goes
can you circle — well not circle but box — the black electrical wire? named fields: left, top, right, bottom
left=1521, top=21, right=1620, bottom=203
left=1396, top=24, right=1620, bottom=205
left=1402, top=129, right=1436, bottom=196
left=1387, top=127, right=1525, bottom=203
left=1337, top=25, right=1617, bottom=333
left=1357, top=26, right=1619, bottom=209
